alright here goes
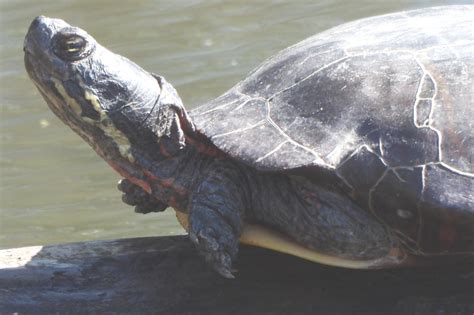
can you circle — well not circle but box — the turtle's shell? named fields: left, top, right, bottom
left=191, top=6, right=474, bottom=255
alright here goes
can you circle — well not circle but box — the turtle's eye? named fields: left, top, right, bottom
left=53, top=31, right=94, bottom=61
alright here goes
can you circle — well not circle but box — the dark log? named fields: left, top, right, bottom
left=1, top=236, right=473, bottom=314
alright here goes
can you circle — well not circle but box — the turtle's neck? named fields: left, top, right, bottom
left=127, top=139, right=218, bottom=212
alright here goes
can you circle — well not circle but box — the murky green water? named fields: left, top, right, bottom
left=0, top=0, right=469, bottom=248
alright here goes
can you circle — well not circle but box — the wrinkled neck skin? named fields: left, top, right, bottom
left=128, top=138, right=218, bottom=213
left=99, top=84, right=206, bottom=212
left=100, top=75, right=225, bottom=213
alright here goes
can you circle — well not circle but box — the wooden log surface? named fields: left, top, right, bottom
left=1, top=235, right=473, bottom=314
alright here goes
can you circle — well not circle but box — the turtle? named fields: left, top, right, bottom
left=24, top=5, right=473, bottom=278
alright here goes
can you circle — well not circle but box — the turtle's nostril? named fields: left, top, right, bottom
left=24, top=16, right=54, bottom=55
left=25, top=16, right=45, bottom=53
left=28, top=16, right=47, bottom=33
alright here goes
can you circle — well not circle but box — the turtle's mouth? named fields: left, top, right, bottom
left=25, top=51, right=71, bottom=123
left=24, top=50, right=50, bottom=93
left=25, top=47, right=129, bottom=164
left=28, top=66, right=150, bottom=192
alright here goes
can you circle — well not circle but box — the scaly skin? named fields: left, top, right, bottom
left=119, top=139, right=393, bottom=277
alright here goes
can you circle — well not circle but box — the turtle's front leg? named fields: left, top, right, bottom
left=188, top=165, right=246, bottom=278
left=117, top=179, right=168, bottom=214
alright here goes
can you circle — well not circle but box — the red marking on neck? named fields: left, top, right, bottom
left=185, top=133, right=226, bottom=158
left=142, top=170, right=188, bottom=197
left=158, top=142, right=173, bottom=158
left=143, top=170, right=157, bottom=180
left=108, top=161, right=152, bottom=194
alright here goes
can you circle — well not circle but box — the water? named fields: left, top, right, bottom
left=0, top=0, right=469, bottom=248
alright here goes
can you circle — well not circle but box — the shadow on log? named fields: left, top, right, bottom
left=1, top=235, right=473, bottom=314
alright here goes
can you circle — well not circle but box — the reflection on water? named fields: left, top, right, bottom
left=0, top=0, right=469, bottom=248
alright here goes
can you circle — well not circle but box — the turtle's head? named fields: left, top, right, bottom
left=24, top=16, right=188, bottom=183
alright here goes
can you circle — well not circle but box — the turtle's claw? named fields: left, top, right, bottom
left=215, top=262, right=235, bottom=279
left=117, top=178, right=168, bottom=213
left=213, top=251, right=236, bottom=279
left=117, top=178, right=136, bottom=194
left=134, top=202, right=168, bottom=214
left=121, top=192, right=138, bottom=206
left=189, top=225, right=238, bottom=279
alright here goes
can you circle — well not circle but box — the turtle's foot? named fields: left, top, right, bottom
left=189, top=208, right=239, bottom=279
left=117, top=179, right=168, bottom=214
